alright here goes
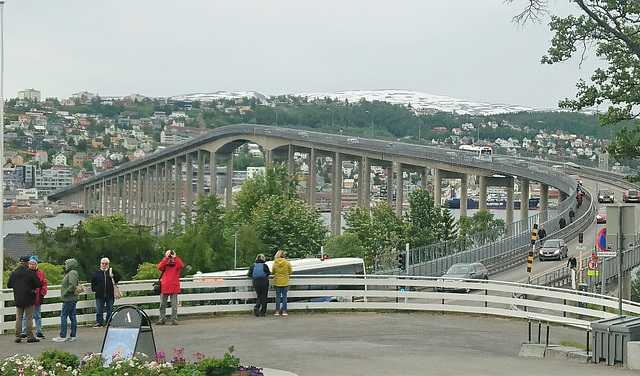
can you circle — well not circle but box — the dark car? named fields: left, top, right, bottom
left=437, top=262, right=488, bottom=293
left=623, top=190, right=640, bottom=203
left=538, top=238, right=568, bottom=261
left=597, top=189, right=614, bottom=203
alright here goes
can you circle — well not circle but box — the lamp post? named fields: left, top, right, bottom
left=0, top=1, right=5, bottom=288
left=233, top=222, right=240, bottom=269
left=365, top=110, right=373, bottom=129
left=326, top=108, right=335, bottom=127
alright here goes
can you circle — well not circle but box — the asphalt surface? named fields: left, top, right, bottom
left=1, top=311, right=637, bottom=375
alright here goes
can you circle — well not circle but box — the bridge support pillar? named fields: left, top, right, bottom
left=186, top=153, right=193, bottom=222
left=211, top=152, right=217, bottom=197
left=520, top=178, right=530, bottom=221
left=540, top=183, right=549, bottom=224
left=174, top=157, right=183, bottom=224
left=308, top=148, right=316, bottom=207
left=197, top=150, right=205, bottom=200
left=331, top=152, right=342, bottom=236
left=506, top=177, right=515, bottom=226
left=460, top=174, right=468, bottom=218
left=395, top=162, right=404, bottom=217
left=479, top=176, right=487, bottom=211
left=386, top=166, right=393, bottom=207
left=421, top=167, right=428, bottom=190
left=226, top=155, right=233, bottom=208
left=434, top=169, right=442, bottom=207
left=362, top=156, right=371, bottom=210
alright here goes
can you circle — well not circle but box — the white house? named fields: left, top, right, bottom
left=52, top=152, right=67, bottom=166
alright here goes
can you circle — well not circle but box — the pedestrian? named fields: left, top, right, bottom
left=559, top=216, right=567, bottom=229
left=567, top=256, right=577, bottom=269
left=569, top=207, right=575, bottom=223
left=52, top=258, right=81, bottom=342
left=7, top=256, right=43, bottom=343
left=577, top=191, right=583, bottom=208
left=21, top=256, right=47, bottom=339
left=538, top=225, right=547, bottom=240
left=90, top=257, right=121, bottom=328
left=157, top=250, right=184, bottom=326
left=247, top=253, right=270, bottom=317
left=272, top=250, right=292, bottom=316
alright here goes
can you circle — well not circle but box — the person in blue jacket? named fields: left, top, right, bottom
left=247, top=254, right=270, bottom=317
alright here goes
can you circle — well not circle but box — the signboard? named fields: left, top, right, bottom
left=597, top=228, right=607, bottom=251
left=597, top=252, right=617, bottom=258
left=587, top=259, right=598, bottom=270
left=587, top=270, right=599, bottom=276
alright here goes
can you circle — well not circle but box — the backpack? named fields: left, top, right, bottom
left=252, top=263, right=266, bottom=278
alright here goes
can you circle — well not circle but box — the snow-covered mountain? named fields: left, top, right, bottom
left=170, top=89, right=546, bottom=115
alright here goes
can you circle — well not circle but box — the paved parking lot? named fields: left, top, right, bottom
left=1, top=312, right=636, bottom=375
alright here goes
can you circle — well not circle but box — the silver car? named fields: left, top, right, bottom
left=437, top=262, right=489, bottom=293
left=539, top=239, right=568, bottom=261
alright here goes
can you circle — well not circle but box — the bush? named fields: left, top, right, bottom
left=39, top=349, right=80, bottom=371
left=197, top=347, right=240, bottom=376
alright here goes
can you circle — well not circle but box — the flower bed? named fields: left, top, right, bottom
left=0, top=347, right=264, bottom=376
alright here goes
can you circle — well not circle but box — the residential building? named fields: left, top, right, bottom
left=17, top=88, right=41, bottom=101
left=52, top=152, right=67, bottom=166
left=35, top=167, right=74, bottom=196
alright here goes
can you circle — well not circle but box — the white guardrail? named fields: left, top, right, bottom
left=2, top=275, right=640, bottom=332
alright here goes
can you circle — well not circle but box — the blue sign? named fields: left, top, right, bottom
left=597, top=228, right=607, bottom=251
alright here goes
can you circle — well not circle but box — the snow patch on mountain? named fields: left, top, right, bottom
left=171, top=89, right=550, bottom=115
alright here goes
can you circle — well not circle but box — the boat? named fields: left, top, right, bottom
left=447, top=197, right=540, bottom=210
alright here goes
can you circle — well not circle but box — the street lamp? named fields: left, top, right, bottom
left=233, top=223, right=240, bottom=269
left=326, top=108, right=335, bottom=127
left=0, top=1, right=5, bottom=286
left=365, top=110, right=373, bottom=129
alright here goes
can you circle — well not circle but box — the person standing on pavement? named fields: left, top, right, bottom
left=52, top=258, right=81, bottom=342
left=248, top=253, right=270, bottom=317
left=21, top=256, right=47, bottom=339
left=90, top=257, right=121, bottom=328
left=559, top=216, right=567, bottom=229
left=272, top=250, right=292, bottom=316
left=569, top=207, right=575, bottom=223
left=157, top=250, right=184, bottom=325
left=8, top=256, right=43, bottom=343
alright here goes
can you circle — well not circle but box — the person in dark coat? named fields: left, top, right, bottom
left=247, top=253, right=270, bottom=317
left=7, top=256, right=43, bottom=343
left=569, top=207, right=575, bottom=223
left=90, top=257, right=121, bottom=328
left=559, top=217, right=567, bottom=229
left=538, top=226, right=547, bottom=240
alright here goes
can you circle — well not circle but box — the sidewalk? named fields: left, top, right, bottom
left=1, top=312, right=633, bottom=375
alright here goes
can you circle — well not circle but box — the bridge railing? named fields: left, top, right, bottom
left=2, top=275, right=639, bottom=333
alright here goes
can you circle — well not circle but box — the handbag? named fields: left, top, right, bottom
left=153, top=271, right=164, bottom=294
left=110, top=269, right=123, bottom=299
left=74, top=283, right=85, bottom=295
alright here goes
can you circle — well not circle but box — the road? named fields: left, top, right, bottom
left=1, top=312, right=635, bottom=375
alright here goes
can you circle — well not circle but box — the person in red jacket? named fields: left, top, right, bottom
left=21, top=256, right=47, bottom=339
left=157, top=250, right=184, bottom=325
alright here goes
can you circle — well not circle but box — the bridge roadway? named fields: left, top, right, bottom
left=1, top=312, right=633, bottom=375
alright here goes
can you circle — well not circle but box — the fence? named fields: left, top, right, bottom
left=3, top=275, right=640, bottom=333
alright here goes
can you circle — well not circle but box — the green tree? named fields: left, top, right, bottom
left=511, top=0, right=640, bottom=179
left=251, top=195, right=328, bottom=258
left=343, top=202, right=407, bottom=266
left=404, top=189, right=458, bottom=247
left=458, top=210, right=506, bottom=238
left=28, top=214, right=157, bottom=280
left=323, top=233, right=366, bottom=259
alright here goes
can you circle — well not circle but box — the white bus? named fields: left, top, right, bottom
left=458, top=145, right=493, bottom=162
left=193, top=257, right=366, bottom=281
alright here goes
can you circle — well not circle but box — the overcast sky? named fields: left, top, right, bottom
left=2, top=1, right=601, bottom=109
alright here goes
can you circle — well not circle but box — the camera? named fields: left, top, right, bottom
left=170, top=251, right=175, bottom=257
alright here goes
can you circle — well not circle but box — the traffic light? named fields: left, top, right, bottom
left=578, top=232, right=584, bottom=244
left=397, top=253, right=406, bottom=270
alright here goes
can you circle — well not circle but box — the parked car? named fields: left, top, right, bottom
left=538, top=239, right=568, bottom=261
left=437, top=262, right=488, bottom=293
left=597, top=189, right=614, bottom=203
left=623, top=190, right=640, bottom=203
left=596, top=207, right=607, bottom=224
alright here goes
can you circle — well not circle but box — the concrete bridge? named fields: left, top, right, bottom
left=47, top=124, right=576, bottom=236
